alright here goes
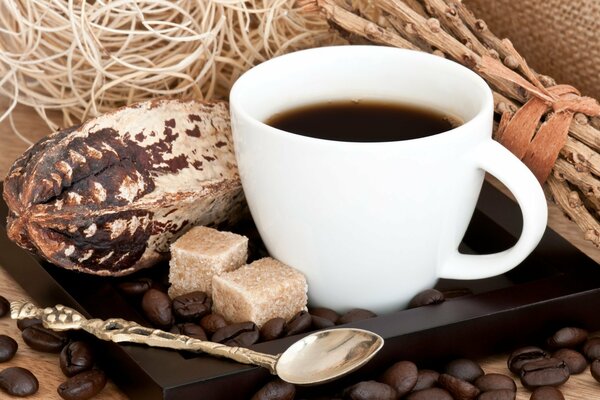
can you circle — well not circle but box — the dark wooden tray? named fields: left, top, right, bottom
left=2, top=181, right=600, bottom=399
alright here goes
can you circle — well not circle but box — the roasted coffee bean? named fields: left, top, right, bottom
left=260, top=318, right=285, bottom=341
left=212, top=322, right=259, bottom=347
left=336, top=309, right=376, bottom=325
left=438, top=373, right=480, bottom=400
left=57, top=370, right=107, bottom=400
left=17, top=318, right=42, bottom=332
left=309, top=307, right=339, bottom=323
left=413, top=369, right=439, bottom=391
left=582, top=337, right=600, bottom=361
left=0, top=335, right=17, bottom=363
left=477, top=389, right=515, bottom=400
left=199, top=314, right=227, bottom=336
left=250, top=378, right=295, bottom=400
left=312, top=315, right=335, bottom=330
left=474, top=374, right=516, bottom=392
left=172, top=291, right=212, bottom=322
left=285, top=311, right=312, bottom=336
left=445, top=359, right=484, bottom=382
left=406, top=387, right=453, bottom=400
left=170, top=323, right=207, bottom=340
left=519, top=358, right=569, bottom=390
left=530, top=386, right=565, bottom=400
left=381, top=360, right=417, bottom=396
left=547, top=327, right=588, bottom=349
left=141, top=288, right=174, bottom=328
left=117, top=277, right=152, bottom=297
left=0, top=296, right=9, bottom=318
left=408, top=289, right=445, bottom=308
left=552, top=348, right=587, bottom=374
left=0, top=367, right=39, bottom=397
left=507, top=346, right=549, bottom=375
left=60, top=341, right=94, bottom=377
left=591, top=359, right=600, bottom=383
left=342, top=380, right=396, bottom=400
left=22, top=325, right=69, bottom=353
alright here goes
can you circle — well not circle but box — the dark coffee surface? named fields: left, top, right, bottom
left=266, top=100, right=459, bottom=142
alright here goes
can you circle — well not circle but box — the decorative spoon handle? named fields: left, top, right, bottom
left=10, top=300, right=279, bottom=373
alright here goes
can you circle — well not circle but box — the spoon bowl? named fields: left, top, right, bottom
left=276, top=328, right=384, bottom=385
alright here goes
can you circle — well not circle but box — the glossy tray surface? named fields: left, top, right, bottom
left=2, top=182, right=600, bottom=399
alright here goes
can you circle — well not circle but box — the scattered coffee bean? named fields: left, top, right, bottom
left=170, top=323, right=207, bottom=341
left=0, top=335, right=18, bottom=363
left=519, top=358, right=569, bottom=390
left=552, top=348, right=587, bottom=374
left=474, top=373, right=516, bottom=392
left=260, top=318, right=285, bottom=342
left=342, top=380, right=396, bottom=400
left=582, top=337, right=600, bottom=361
left=250, top=378, right=295, bottom=400
left=380, top=360, right=418, bottom=396
left=438, top=373, right=480, bottom=399
left=408, top=289, right=445, bottom=308
left=309, top=307, right=339, bottom=323
left=336, top=309, right=376, bottom=325
left=22, top=325, right=68, bottom=353
left=212, top=322, right=259, bottom=347
left=172, top=291, right=212, bottom=322
left=0, top=367, right=39, bottom=397
left=412, top=369, right=439, bottom=391
left=0, top=296, right=9, bottom=318
left=199, top=314, right=227, bottom=336
left=60, top=341, right=94, bottom=377
left=17, top=318, right=42, bottom=332
left=445, top=358, right=484, bottom=382
left=406, top=387, right=453, bottom=400
left=478, top=389, right=515, bottom=400
left=116, top=277, right=152, bottom=297
left=591, top=359, right=600, bottom=383
left=547, top=327, right=588, bottom=349
left=285, top=311, right=312, bottom=336
left=141, top=289, right=174, bottom=329
left=507, top=346, right=549, bottom=375
left=530, top=386, right=565, bottom=400
left=311, top=315, right=335, bottom=330
left=57, top=370, right=107, bottom=400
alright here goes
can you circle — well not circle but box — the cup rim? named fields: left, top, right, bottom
left=229, top=45, right=494, bottom=147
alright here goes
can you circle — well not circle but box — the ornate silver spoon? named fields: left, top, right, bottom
left=10, top=300, right=383, bottom=385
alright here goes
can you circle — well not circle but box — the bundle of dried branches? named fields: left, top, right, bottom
left=302, top=0, right=600, bottom=247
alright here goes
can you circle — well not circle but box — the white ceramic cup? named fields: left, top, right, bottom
left=230, top=46, right=547, bottom=313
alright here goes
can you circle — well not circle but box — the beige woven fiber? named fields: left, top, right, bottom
left=465, top=0, right=600, bottom=100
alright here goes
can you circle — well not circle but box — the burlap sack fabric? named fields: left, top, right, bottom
left=465, top=0, right=600, bottom=100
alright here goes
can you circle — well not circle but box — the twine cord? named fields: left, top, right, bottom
left=478, top=55, right=600, bottom=184
left=0, top=0, right=341, bottom=144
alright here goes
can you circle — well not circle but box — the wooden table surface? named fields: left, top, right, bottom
left=2, top=98, right=600, bottom=399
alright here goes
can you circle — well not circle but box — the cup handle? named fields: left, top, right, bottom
left=438, top=140, right=548, bottom=279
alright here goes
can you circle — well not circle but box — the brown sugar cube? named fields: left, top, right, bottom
left=168, top=226, right=248, bottom=298
left=212, top=257, right=308, bottom=328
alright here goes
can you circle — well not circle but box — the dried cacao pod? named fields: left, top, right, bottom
left=3, top=99, right=245, bottom=276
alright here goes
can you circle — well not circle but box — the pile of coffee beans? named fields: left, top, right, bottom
left=503, top=325, right=600, bottom=398
left=250, top=358, right=516, bottom=400
left=119, top=276, right=378, bottom=348
left=0, top=293, right=107, bottom=399
left=246, top=288, right=600, bottom=400
left=0, top=294, right=39, bottom=398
